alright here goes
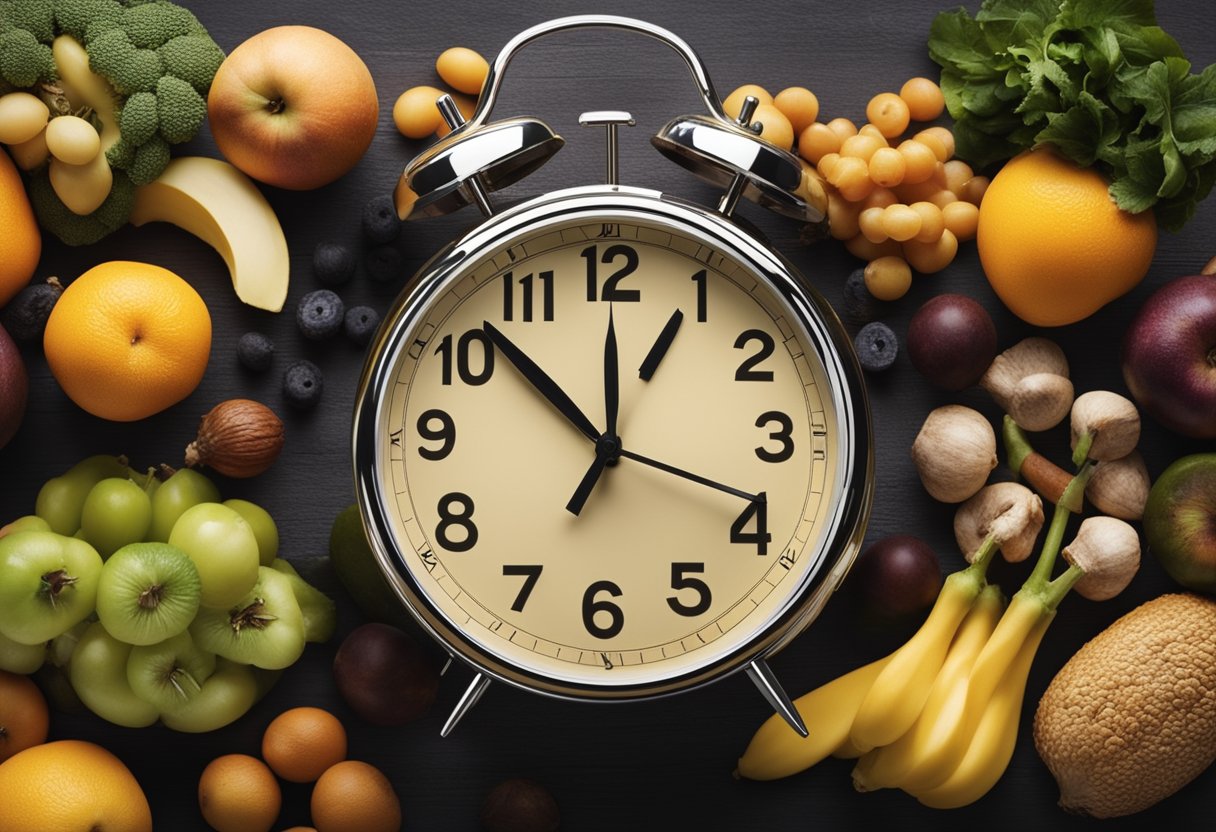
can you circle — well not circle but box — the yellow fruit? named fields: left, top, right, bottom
left=435, top=46, right=489, bottom=96
left=392, top=85, right=446, bottom=139
left=977, top=147, right=1157, bottom=326
left=262, top=706, right=348, bottom=783
left=44, top=261, right=212, bottom=422
left=311, top=760, right=402, bottom=832
left=0, top=148, right=41, bottom=308
left=723, top=84, right=773, bottom=118
left=0, top=739, right=152, bottom=831
left=751, top=103, right=794, bottom=151
left=198, top=754, right=281, bottom=832
left=0, top=670, right=49, bottom=763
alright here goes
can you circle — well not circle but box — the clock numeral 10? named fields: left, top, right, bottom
left=582, top=244, right=640, bottom=302
left=436, top=492, right=477, bottom=552
left=502, top=270, right=554, bottom=322
left=435, top=330, right=495, bottom=385
left=731, top=495, right=771, bottom=555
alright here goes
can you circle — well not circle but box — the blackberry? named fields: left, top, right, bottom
left=283, top=360, right=324, bottom=411
left=855, top=321, right=899, bottom=373
left=313, top=242, right=355, bottom=287
left=1, top=277, right=63, bottom=342
left=236, top=331, right=275, bottom=372
left=362, top=194, right=401, bottom=244
left=344, top=305, right=381, bottom=347
left=296, top=290, right=345, bottom=341
left=841, top=268, right=878, bottom=325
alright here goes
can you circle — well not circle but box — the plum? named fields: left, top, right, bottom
left=907, top=294, right=997, bottom=391
left=333, top=623, right=439, bottom=726
left=850, top=535, right=942, bottom=617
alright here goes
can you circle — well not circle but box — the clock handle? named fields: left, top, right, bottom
left=458, top=15, right=732, bottom=135
left=746, top=659, right=810, bottom=738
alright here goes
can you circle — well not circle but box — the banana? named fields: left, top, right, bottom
left=130, top=157, right=290, bottom=312
left=912, top=614, right=1053, bottom=808
left=736, top=656, right=890, bottom=781
left=853, top=584, right=1005, bottom=791
left=848, top=568, right=986, bottom=750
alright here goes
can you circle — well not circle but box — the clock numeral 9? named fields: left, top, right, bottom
left=666, top=562, right=712, bottom=617
left=436, top=492, right=478, bottom=552
left=755, top=411, right=794, bottom=462
left=416, top=409, right=455, bottom=460
left=502, top=270, right=554, bottom=322
left=582, top=580, right=624, bottom=639
left=435, top=330, right=495, bottom=385
left=582, top=244, right=640, bottom=302
left=730, top=495, right=771, bottom=555
left=734, top=330, right=775, bottom=382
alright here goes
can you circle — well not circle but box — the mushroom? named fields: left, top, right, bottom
left=1070, top=391, right=1140, bottom=464
left=911, top=405, right=998, bottom=503
left=980, top=338, right=1074, bottom=431
left=954, top=482, right=1045, bottom=563
left=1060, top=516, right=1141, bottom=601
left=1087, top=451, right=1151, bottom=520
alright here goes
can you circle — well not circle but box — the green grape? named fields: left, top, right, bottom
left=0, top=531, right=102, bottom=645
left=0, top=515, right=51, bottom=538
left=69, top=622, right=159, bottom=728
left=0, top=627, right=46, bottom=674
left=148, top=469, right=221, bottom=542
left=223, top=500, right=279, bottom=567
left=168, top=503, right=259, bottom=608
left=191, top=566, right=305, bottom=668
left=35, top=455, right=130, bottom=535
left=160, top=659, right=258, bottom=734
left=79, top=478, right=152, bottom=558
left=271, top=558, right=336, bottom=643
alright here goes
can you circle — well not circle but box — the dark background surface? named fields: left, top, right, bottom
left=2, top=0, right=1215, bottom=829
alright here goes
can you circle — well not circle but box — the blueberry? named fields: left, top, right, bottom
left=237, top=331, right=275, bottom=372
left=1, top=277, right=63, bottom=342
left=365, top=246, right=403, bottom=283
left=296, top=289, right=345, bottom=341
left=313, top=242, right=355, bottom=287
left=344, top=305, right=381, bottom=347
left=362, top=194, right=401, bottom=244
left=841, top=268, right=877, bottom=325
left=283, top=360, right=324, bottom=411
left=855, top=321, right=898, bottom=373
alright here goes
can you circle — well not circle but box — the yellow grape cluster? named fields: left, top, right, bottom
left=724, top=78, right=988, bottom=302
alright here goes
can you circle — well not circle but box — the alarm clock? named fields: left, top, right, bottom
left=353, top=15, right=872, bottom=736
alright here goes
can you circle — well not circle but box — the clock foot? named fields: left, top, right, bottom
left=746, top=659, right=808, bottom=738
left=441, top=672, right=492, bottom=737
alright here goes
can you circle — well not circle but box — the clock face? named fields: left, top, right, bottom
left=367, top=209, right=853, bottom=692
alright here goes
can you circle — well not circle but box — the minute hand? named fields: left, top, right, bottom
left=482, top=321, right=599, bottom=442
left=617, top=448, right=763, bottom=503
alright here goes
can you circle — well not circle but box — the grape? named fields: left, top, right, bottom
left=914, top=132, right=950, bottom=163
left=927, top=189, right=959, bottom=209
left=959, top=175, right=990, bottom=205
left=868, top=147, right=906, bottom=188
left=943, top=160, right=975, bottom=195
left=858, top=124, right=889, bottom=143
left=825, top=117, right=858, bottom=141
left=0, top=628, right=46, bottom=674
left=0, top=515, right=50, bottom=539
left=881, top=204, right=922, bottom=242
left=68, top=622, right=159, bottom=728
left=223, top=500, right=280, bottom=567
left=918, top=127, right=956, bottom=160
left=773, top=87, right=819, bottom=134
left=857, top=207, right=888, bottom=244
left=190, top=567, right=305, bottom=669
left=860, top=187, right=898, bottom=211
left=899, top=78, right=945, bottom=122
left=0, top=532, right=101, bottom=645
left=752, top=103, right=794, bottom=150
left=827, top=193, right=861, bottom=240
left=897, top=140, right=938, bottom=185
left=797, top=123, right=839, bottom=164
left=942, top=201, right=980, bottom=241
left=832, top=157, right=874, bottom=202
left=839, top=133, right=884, bottom=162
left=816, top=152, right=841, bottom=180
left=845, top=234, right=902, bottom=261
left=159, top=659, right=258, bottom=734
left=168, top=503, right=260, bottom=609
left=79, top=478, right=152, bottom=558
left=863, top=256, right=913, bottom=301
left=865, top=93, right=910, bottom=139
left=909, top=201, right=945, bottom=243
left=148, top=469, right=221, bottom=543
left=35, top=455, right=129, bottom=535
left=723, top=84, right=773, bottom=118
left=127, top=630, right=216, bottom=713
left=903, top=228, right=959, bottom=273
left=95, top=543, right=201, bottom=646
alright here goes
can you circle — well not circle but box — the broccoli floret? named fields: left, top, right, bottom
left=123, top=1, right=198, bottom=48
left=27, top=167, right=134, bottom=246
left=105, top=135, right=135, bottom=169
left=0, top=29, right=55, bottom=87
left=117, top=88, right=156, bottom=144
left=127, top=133, right=167, bottom=185
left=1, top=1, right=56, bottom=42
left=157, top=33, right=223, bottom=92
left=154, top=74, right=202, bottom=143
left=54, top=0, right=122, bottom=42
left=87, top=28, right=162, bottom=93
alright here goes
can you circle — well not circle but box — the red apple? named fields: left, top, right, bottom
left=1122, top=271, right=1216, bottom=438
left=207, top=26, right=379, bottom=190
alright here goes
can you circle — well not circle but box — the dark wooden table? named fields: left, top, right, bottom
left=3, top=0, right=1214, bottom=828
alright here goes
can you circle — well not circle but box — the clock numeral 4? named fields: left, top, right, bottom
left=582, top=244, right=640, bottom=302
left=731, top=495, right=771, bottom=555
left=666, top=562, right=712, bottom=617
left=502, top=270, right=554, bottom=322
left=436, top=492, right=478, bottom=552
left=417, top=409, right=455, bottom=460
left=754, top=411, right=794, bottom=463
left=734, top=329, right=775, bottom=381
left=582, top=580, right=624, bottom=639
left=435, top=330, right=495, bottom=385
left=503, top=564, right=543, bottom=612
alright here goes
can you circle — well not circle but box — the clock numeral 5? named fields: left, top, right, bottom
left=731, top=495, right=771, bottom=555
left=502, top=270, right=554, bottom=322
left=417, top=409, right=455, bottom=460
left=734, top=330, right=775, bottom=381
left=435, top=330, right=494, bottom=385
left=582, top=244, right=640, bottom=302
left=755, top=411, right=794, bottom=463
left=436, top=492, right=478, bottom=552
left=666, top=562, right=712, bottom=617
left=503, top=564, right=543, bottom=612
left=582, top=580, right=624, bottom=639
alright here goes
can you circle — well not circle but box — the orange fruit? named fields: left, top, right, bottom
left=0, top=670, right=49, bottom=763
left=0, top=148, right=40, bottom=308
left=44, top=260, right=212, bottom=421
left=198, top=754, right=281, bottom=832
left=311, top=760, right=401, bottom=832
left=262, top=706, right=348, bottom=783
left=977, top=147, right=1157, bottom=327
left=0, top=739, right=152, bottom=831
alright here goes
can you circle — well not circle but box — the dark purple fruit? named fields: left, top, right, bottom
left=481, top=778, right=560, bottom=832
left=850, top=534, right=942, bottom=617
left=855, top=321, right=898, bottom=372
left=333, top=623, right=439, bottom=726
left=907, top=294, right=997, bottom=391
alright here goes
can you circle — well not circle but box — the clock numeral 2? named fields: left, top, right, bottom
left=435, top=330, right=494, bottom=385
left=734, top=329, right=775, bottom=381
left=731, top=495, right=771, bottom=555
left=416, top=409, right=455, bottom=460
left=503, top=565, right=542, bottom=612
left=582, top=580, right=624, bottom=639
left=582, top=244, right=640, bottom=302
left=502, top=270, right=554, bottom=322
left=755, top=411, right=794, bottom=462
left=436, top=492, right=477, bottom=552
left=666, top=562, right=712, bottom=617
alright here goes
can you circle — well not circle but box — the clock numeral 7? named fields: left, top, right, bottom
left=501, top=270, right=554, bottom=322
left=582, top=244, right=640, bottom=302
left=503, top=565, right=543, bottom=612
left=730, top=495, right=771, bottom=555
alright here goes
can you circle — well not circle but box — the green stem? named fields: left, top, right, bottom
left=964, top=532, right=1000, bottom=582
left=1043, top=563, right=1084, bottom=609
left=1027, top=462, right=1095, bottom=589
left=1002, top=415, right=1032, bottom=477
left=1072, top=431, right=1094, bottom=468
left=1059, top=459, right=1094, bottom=514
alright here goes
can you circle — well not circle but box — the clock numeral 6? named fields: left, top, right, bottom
left=730, top=495, right=771, bottom=556
left=417, top=409, right=455, bottom=460
left=754, top=411, right=794, bottom=463
left=666, top=562, right=712, bottom=617
left=734, top=329, right=775, bottom=382
left=582, top=244, right=640, bottom=302
left=582, top=580, right=624, bottom=639
left=436, top=492, right=478, bottom=552
left=435, top=330, right=494, bottom=385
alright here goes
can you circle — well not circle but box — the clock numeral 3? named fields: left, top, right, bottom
left=730, top=495, right=771, bottom=555
left=582, top=580, right=624, bottom=639
left=435, top=330, right=495, bottom=385
left=666, top=562, right=712, bottom=617
left=503, top=564, right=543, bottom=612
left=754, top=411, right=794, bottom=462
left=436, top=492, right=478, bottom=552
left=734, top=330, right=775, bottom=381
left=582, top=244, right=640, bottom=302
left=416, top=409, right=455, bottom=460
left=502, top=270, right=554, bottom=322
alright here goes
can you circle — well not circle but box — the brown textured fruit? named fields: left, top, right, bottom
left=333, top=623, right=439, bottom=725
left=1033, top=593, right=1216, bottom=818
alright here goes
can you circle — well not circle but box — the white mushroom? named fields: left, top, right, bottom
left=954, top=482, right=1045, bottom=563
left=1061, top=516, right=1141, bottom=601
left=911, top=405, right=998, bottom=503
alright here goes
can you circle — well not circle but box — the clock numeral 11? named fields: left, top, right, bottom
left=501, top=270, right=554, bottom=322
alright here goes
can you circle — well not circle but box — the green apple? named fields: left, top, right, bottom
left=0, top=515, right=50, bottom=539
left=0, top=531, right=102, bottom=644
left=160, top=659, right=257, bottom=733
left=223, top=499, right=279, bottom=566
left=96, top=543, right=202, bottom=646
left=168, top=502, right=260, bottom=608
left=148, top=468, right=220, bottom=542
left=329, top=504, right=416, bottom=630
left=0, top=628, right=45, bottom=674
left=79, top=477, right=152, bottom=558
left=127, top=630, right=216, bottom=713
left=68, top=622, right=159, bottom=728
left=271, top=558, right=336, bottom=642
left=35, top=454, right=131, bottom=535
left=1144, top=453, right=1216, bottom=592
left=191, top=566, right=305, bottom=669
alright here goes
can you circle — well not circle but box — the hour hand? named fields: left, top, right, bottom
left=638, top=309, right=683, bottom=381
left=482, top=321, right=599, bottom=441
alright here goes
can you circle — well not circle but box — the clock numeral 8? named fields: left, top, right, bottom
left=436, top=492, right=478, bottom=552
left=582, top=580, right=624, bottom=639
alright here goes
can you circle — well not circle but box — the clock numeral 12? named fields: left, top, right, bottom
left=582, top=244, right=640, bottom=302
left=501, top=270, right=554, bottom=322
left=731, top=495, right=771, bottom=555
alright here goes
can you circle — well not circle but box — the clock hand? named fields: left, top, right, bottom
left=566, top=310, right=623, bottom=516
left=617, top=448, right=763, bottom=504
left=604, top=306, right=619, bottom=436
left=638, top=309, right=684, bottom=381
left=482, top=321, right=599, bottom=442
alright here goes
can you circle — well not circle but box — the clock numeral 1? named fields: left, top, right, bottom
left=436, top=492, right=477, bottom=552
left=416, top=409, right=455, bottom=460
left=582, top=580, right=624, bottom=639
left=666, top=562, right=712, bottom=617
left=435, top=330, right=495, bottom=386
left=734, top=329, right=776, bottom=381
left=582, top=244, right=640, bottom=302
left=730, top=495, right=771, bottom=556
left=754, top=411, right=794, bottom=463
left=501, top=270, right=554, bottom=322
left=691, top=268, right=708, bottom=322
left=502, top=565, right=542, bottom=612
